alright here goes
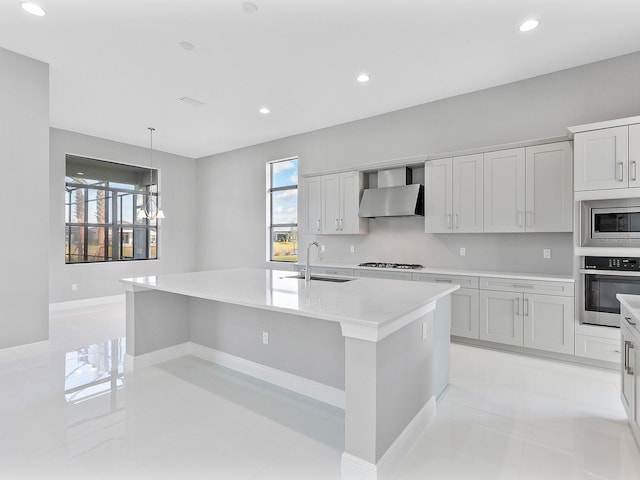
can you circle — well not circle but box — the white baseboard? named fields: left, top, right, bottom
left=189, top=343, right=345, bottom=408
left=341, top=396, right=437, bottom=480
left=49, top=294, right=125, bottom=312
left=124, top=342, right=346, bottom=409
left=125, top=342, right=190, bottom=371
left=0, top=340, right=50, bottom=363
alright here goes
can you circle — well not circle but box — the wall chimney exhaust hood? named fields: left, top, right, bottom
left=358, top=167, right=424, bottom=218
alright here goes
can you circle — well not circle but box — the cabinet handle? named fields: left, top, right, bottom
left=514, top=298, right=519, bottom=315
left=335, top=218, right=339, bottom=231
left=512, top=283, right=534, bottom=289
left=624, top=340, right=629, bottom=371
left=619, top=162, right=624, bottom=182
left=447, top=214, right=452, bottom=229
left=625, top=316, right=637, bottom=326
left=628, top=341, right=635, bottom=375
left=339, top=218, right=344, bottom=231
left=316, top=219, right=321, bottom=232
left=435, top=279, right=453, bottom=283
left=632, top=161, right=637, bottom=182
left=454, top=213, right=459, bottom=230
left=524, top=298, right=529, bottom=316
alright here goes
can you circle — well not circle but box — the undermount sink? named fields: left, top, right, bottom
left=284, top=274, right=355, bottom=283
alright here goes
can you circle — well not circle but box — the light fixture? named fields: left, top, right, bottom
left=356, top=73, right=370, bottom=83
left=143, top=127, right=165, bottom=220
left=241, top=2, right=258, bottom=14
left=519, top=19, right=539, bottom=32
left=21, top=2, right=46, bottom=16
left=259, top=107, right=270, bottom=114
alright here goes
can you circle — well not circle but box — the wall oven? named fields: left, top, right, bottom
left=579, top=256, right=640, bottom=328
left=581, top=199, right=640, bottom=247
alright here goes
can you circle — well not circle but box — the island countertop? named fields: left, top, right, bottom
left=121, top=267, right=459, bottom=341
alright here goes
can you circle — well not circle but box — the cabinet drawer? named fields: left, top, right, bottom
left=413, top=273, right=479, bottom=288
left=621, top=305, right=640, bottom=336
left=575, top=334, right=621, bottom=363
left=479, top=277, right=574, bottom=296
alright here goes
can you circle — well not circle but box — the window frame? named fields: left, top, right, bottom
left=64, top=156, right=160, bottom=264
left=267, top=157, right=298, bottom=263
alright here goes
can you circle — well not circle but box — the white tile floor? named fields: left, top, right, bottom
left=1, top=299, right=639, bottom=479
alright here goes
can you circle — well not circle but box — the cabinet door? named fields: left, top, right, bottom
left=621, top=324, right=635, bottom=421
left=339, top=171, right=367, bottom=234
left=483, top=148, right=526, bottom=232
left=574, top=126, right=629, bottom=191
left=479, top=290, right=523, bottom=346
left=451, top=288, right=480, bottom=339
left=630, top=123, right=640, bottom=188
left=453, top=154, right=484, bottom=233
left=424, top=159, right=452, bottom=233
left=525, top=142, right=573, bottom=232
left=303, top=176, right=322, bottom=234
left=523, top=294, right=574, bottom=354
left=321, top=174, right=341, bottom=233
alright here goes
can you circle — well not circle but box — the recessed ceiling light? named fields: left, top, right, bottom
left=21, top=2, right=46, bottom=16
left=179, top=41, right=195, bottom=51
left=519, top=19, right=539, bottom=32
left=259, top=107, right=270, bottom=114
left=241, top=2, right=258, bottom=14
left=357, top=73, right=370, bottom=83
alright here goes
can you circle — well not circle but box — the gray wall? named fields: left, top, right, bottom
left=0, top=48, right=49, bottom=349
left=195, top=51, right=640, bottom=275
left=49, top=129, right=199, bottom=303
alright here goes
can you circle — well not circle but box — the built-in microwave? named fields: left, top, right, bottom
left=580, top=199, right=640, bottom=247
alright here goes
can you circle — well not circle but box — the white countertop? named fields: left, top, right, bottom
left=121, top=268, right=459, bottom=341
left=617, top=294, right=640, bottom=324
left=302, top=262, right=575, bottom=283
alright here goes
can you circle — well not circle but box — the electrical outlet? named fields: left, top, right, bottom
left=422, top=322, right=428, bottom=340
left=459, top=247, right=466, bottom=257
left=71, top=284, right=78, bottom=291
left=262, top=331, right=269, bottom=345
left=543, top=248, right=551, bottom=259
left=321, top=244, right=326, bottom=252
left=350, top=245, right=355, bottom=253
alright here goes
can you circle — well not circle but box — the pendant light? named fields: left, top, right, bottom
left=143, top=127, right=165, bottom=220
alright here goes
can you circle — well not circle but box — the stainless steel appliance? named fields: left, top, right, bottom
left=358, top=167, right=424, bottom=218
left=580, top=199, right=640, bottom=247
left=358, top=262, right=424, bottom=270
left=579, top=256, right=640, bottom=328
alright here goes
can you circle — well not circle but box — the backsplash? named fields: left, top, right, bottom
left=300, top=216, right=573, bottom=275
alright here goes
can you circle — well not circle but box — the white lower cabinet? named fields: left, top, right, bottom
left=413, top=273, right=480, bottom=339
left=620, top=310, right=640, bottom=443
left=523, top=294, right=574, bottom=354
left=479, top=290, right=524, bottom=346
left=479, top=277, right=575, bottom=353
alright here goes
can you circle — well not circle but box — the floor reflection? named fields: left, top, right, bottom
left=64, top=338, right=125, bottom=404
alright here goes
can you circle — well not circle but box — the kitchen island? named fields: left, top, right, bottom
left=121, top=268, right=458, bottom=480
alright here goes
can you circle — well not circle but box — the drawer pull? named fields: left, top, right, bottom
left=625, top=316, right=637, bottom=326
left=512, top=283, right=534, bottom=289
left=435, top=279, right=453, bottom=283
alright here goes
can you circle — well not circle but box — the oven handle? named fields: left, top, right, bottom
left=579, top=269, right=640, bottom=276
left=625, top=316, right=637, bottom=327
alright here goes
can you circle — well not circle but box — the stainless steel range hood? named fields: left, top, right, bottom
left=358, top=167, right=424, bottom=218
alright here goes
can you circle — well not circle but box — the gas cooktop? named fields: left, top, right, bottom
left=358, top=262, right=424, bottom=270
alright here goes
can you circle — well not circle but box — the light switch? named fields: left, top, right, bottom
left=543, top=248, right=551, bottom=259
left=459, top=247, right=466, bottom=257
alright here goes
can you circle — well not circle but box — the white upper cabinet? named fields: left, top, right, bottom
left=574, top=125, right=635, bottom=191
left=303, top=171, right=367, bottom=235
left=425, top=153, right=483, bottom=233
left=525, top=142, right=573, bottom=232
left=302, top=175, right=322, bottom=234
left=484, top=142, right=572, bottom=233
left=424, top=158, right=452, bottom=233
left=483, top=148, right=526, bottom=232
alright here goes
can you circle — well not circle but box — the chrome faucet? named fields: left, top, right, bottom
left=305, top=241, right=321, bottom=283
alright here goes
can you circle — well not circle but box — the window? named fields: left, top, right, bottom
left=65, top=155, right=160, bottom=263
left=268, top=157, right=298, bottom=262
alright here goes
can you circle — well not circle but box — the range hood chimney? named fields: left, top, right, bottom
left=358, top=167, right=424, bottom=218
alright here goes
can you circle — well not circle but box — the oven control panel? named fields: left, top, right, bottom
left=584, top=256, right=640, bottom=270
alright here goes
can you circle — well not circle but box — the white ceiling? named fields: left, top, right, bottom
left=1, top=0, right=639, bottom=159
